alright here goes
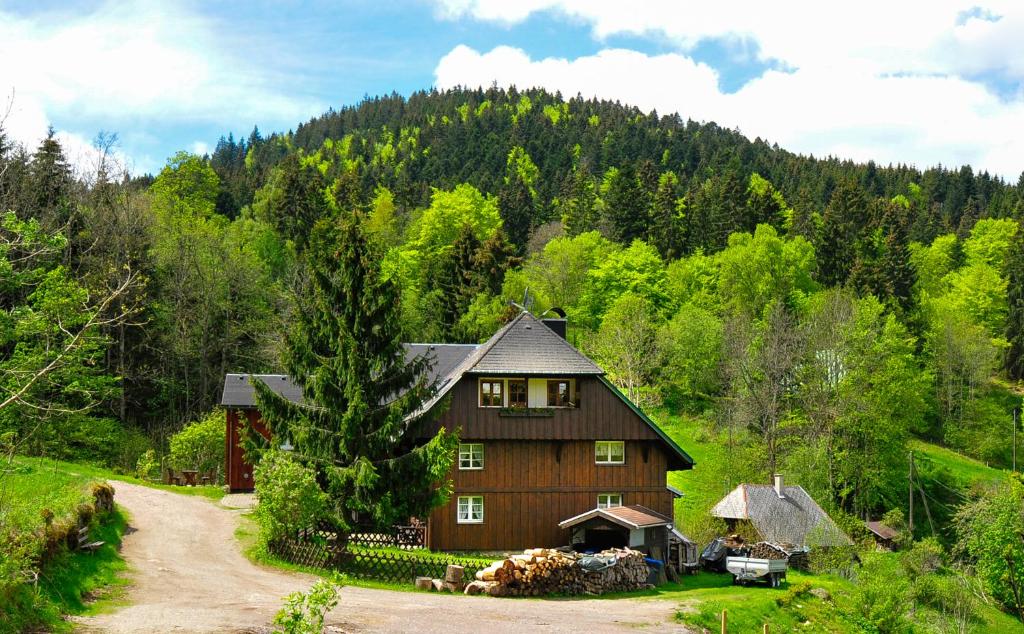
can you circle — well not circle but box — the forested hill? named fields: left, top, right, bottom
left=3, top=85, right=1024, bottom=542
left=216, top=87, right=1022, bottom=246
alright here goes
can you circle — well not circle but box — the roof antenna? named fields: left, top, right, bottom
left=509, top=287, right=532, bottom=314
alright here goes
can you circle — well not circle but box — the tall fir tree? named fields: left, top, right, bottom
left=649, top=171, right=685, bottom=259
left=559, top=160, right=598, bottom=237
left=253, top=211, right=458, bottom=531
left=29, top=127, right=73, bottom=232
left=498, top=171, right=534, bottom=252
left=1006, top=225, right=1024, bottom=380
left=602, top=164, right=649, bottom=244
left=433, top=224, right=482, bottom=340
left=816, top=179, right=868, bottom=286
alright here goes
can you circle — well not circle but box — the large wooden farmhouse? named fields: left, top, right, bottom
left=221, top=311, right=693, bottom=553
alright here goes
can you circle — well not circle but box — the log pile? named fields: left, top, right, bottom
left=460, top=547, right=652, bottom=597
left=749, top=542, right=788, bottom=560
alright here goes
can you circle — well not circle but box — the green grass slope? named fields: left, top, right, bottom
left=0, top=457, right=131, bottom=632
left=910, top=438, right=1007, bottom=487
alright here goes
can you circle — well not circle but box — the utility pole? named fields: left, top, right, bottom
left=908, top=451, right=914, bottom=535
left=1014, top=404, right=1019, bottom=473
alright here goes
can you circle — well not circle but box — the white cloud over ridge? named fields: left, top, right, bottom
left=434, top=1, right=1024, bottom=178
left=0, top=1, right=321, bottom=173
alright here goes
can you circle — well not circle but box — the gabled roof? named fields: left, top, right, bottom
left=559, top=504, right=672, bottom=530
left=710, top=483, right=852, bottom=548
left=465, top=312, right=603, bottom=376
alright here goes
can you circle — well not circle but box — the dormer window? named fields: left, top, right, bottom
left=480, top=379, right=503, bottom=407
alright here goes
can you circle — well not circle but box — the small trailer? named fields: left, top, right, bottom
left=725, top=556, right=788, bottom=587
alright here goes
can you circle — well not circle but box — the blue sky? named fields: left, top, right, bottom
left=1, top=0, right=1021, bottom=178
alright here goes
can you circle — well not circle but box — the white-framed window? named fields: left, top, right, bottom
left=479, top=379, right=503, bottom=407
left=459, top=443, right=484, bottom=470
left=597, top=493, right=623, bottom=509
left=457, top=495, right=484, bottom=524
left=595, top=440, right=625, bottom=465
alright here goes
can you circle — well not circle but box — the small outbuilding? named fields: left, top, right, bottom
left=865, top=520, right=901, bottom=551
left=559, top=504, right=672, bottom=554
left=710, top=475, right=851, bottom=549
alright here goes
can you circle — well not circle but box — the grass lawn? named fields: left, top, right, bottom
left=0, top=456, right=131, bottom=633
left=910, top=438, right=1007, bottom=487
left=11, top=455, right=227, bottom=502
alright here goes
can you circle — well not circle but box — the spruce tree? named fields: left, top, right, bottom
left=433, top=224, right=481, bottom=340
left=559, top=161, right=598, bottom=237
left=29, top=127, right=73, bottom=231
left=498, top=171, right=534, bottom=252
left=649, top=171, right=685, bottom=259
left=253, top=211, right=458, bottom=531
left=1006, top=226, right=1024, bottom=380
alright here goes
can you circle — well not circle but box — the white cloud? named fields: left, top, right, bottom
left=435, top=0, right=1024, bottom=79
left=0, top=1, right=321, bottom=173
left=435, top=45, right=1024, bottom=177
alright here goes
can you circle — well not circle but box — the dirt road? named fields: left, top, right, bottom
left=78, top=482, right=686, bottom=633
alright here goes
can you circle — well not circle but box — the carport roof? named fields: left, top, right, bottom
left=558, top=504, right=672, bottom=531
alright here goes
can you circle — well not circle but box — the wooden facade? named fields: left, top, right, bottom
left=225, top=408, right=270, bottom=492
left=422, top=371, right=683, bottom=552
left=427, top=437, right=675, bottom=551
left=221, top=313, right=692, bottom=551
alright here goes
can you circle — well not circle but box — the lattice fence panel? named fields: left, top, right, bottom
left=271, top=538, right=487, bottom=584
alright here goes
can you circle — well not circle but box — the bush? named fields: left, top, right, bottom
left=273, top=578, right=341, bottom=634
left=254, top=450, right=329, bottom=545
left=135, top=450, right=159, bottom=480
left=168, top=409, right=225, bottom=478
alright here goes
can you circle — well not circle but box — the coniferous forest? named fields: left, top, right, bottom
left=3, top=87, right=1024, bottom=624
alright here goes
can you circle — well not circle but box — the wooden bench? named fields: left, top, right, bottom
left=77, top=526, right=105, bottom=553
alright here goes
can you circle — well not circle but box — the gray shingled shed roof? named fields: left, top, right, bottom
left=710, top=483, right=852, bottom=548
left=221, top=373, right=303, bottom=408
left=220, top=343, right=478, bottom=409
left=465, top=312, right=603, bottom=376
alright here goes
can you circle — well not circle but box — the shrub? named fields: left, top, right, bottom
left=273, top=578, right=341, bottom=634
left=253, top=450, right=329, bottom=545
left=168, top=409, right=225, bottom=478
left=135, top=450, right=159, bottom=480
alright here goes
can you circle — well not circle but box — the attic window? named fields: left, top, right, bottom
left=479, top=380, right=503, bottom=407
left=508, top=380, right=527, bottom=408
left=547, top=380, right=571, bottom=407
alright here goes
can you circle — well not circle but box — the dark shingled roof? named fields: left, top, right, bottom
left=221, top=373, right=303, bottom=408
left=711, top=483, right=852, bottom=548
left=465, top=312, right=603, bottom=376
left=220, top=344, right=478, bottom=409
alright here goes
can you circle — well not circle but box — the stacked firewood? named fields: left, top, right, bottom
left=461, top=547, right=652, bottom=597
left=749, top=542, right=788, bottom=560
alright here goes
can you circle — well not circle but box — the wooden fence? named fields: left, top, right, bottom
left=269, top=534, right=487, bottom=584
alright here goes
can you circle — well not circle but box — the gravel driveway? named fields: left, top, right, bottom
left=77, top=482, right=687, bottom=633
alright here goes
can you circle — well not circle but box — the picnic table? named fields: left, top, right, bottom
left=181, top=470, right=199, bottom=486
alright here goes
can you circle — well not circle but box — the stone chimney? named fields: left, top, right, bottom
left=774, top=474, right=785, bottom=498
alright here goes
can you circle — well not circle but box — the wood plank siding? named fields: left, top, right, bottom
left=226, top=409, right=269, bottom=492
left=419, top=376, right=662, bottom=441
left=428, top=440, right=674, bottom=551
left=423, top=374, right=676, bottom=551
